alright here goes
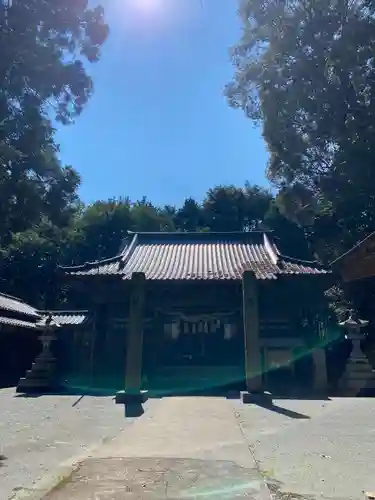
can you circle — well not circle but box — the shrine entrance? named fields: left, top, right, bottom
left=144, top=311, right=245, bottom=395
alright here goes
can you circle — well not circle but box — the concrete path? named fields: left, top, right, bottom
left=31, top=397, right=271, bottom=500
left=0, top=388, right=151, bottom=500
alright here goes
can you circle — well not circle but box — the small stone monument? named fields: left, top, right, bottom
left=17, top=314, right=61, bottom=393
left=338, top=310, right=373, bottom=396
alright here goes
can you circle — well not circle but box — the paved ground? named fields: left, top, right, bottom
left=25, top=397, right=270, bottom=500
left=2, top=391, right=375, bottom=500
left=0, top=387, right=155, bottom=500
left=231, top=397, right=375, bottom=500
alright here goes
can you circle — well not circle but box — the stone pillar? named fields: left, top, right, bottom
left=242, top=271, right=270, bottom=403
left=17, top=315, right=60, bottom=394
left=116, top=272, right=147, bottom=404
left=312, top=347, right=328, bottom=392
left=339, top=333, right=374, bottom=396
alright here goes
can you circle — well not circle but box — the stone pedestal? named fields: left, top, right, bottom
left=242, top=390, right=272, bottom=405
left=17, top=332, right=58, bottom=393
left=115, top=389, right=148, bottom=404
left=339, top=336, right=375, bottom=396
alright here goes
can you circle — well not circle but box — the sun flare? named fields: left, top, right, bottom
left=135, top=0, right=163, bottom=12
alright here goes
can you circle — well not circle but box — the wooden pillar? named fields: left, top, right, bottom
left=92, top=303, right=108, bottom=382
left=241, top=271, right=271, bottom=404
left=242, top=270, right=263, bottom=394
left=116, top=272, right=147, bottom=403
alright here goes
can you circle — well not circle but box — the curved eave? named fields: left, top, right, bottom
left=58, top=255, right=121, bottom=273
left=40, top=310, right=92, bottom=327
left=279, top=254, right=324, bottom=266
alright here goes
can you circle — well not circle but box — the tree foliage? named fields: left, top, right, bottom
left=226, top=0, right=375, bottom=259
left=1, top=0, right=109, bottom=124
left=0, top=0, right=108, bottom=246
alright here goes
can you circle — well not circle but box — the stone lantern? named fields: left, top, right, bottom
left=17, top=314, right=61, bottom=394
left=338, top=309, right=372, bottom=395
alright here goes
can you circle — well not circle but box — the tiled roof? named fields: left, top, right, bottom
left=61, top=231, right=329, bottom=281
left=0, top=293, right=40, bottom=318
left=0, top=316, right=37, bottom=330
left=41, top=310, right=90, bottom=326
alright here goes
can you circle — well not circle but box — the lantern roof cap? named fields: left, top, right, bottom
left=338, top=310, right=369, bottom=328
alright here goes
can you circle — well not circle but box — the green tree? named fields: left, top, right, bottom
left=0, top=0, right=109, bottom=302
left=0, top=109, right=82, bottom=244
left=0, top=219, right=81, bottom=307
left=0, top=0, right=108, bottom=244
left=130, top=198, right=176, bottom=233
left=1, top=0, right=109, bottom=124
left=174, top=198, right=206, bottom=232
left=75, top=198, right=134, bottom=263
left=226, top=0, right=375, bottom=259
left=203, top=184, right=272, bottom=232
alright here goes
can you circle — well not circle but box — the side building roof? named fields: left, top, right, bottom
left=0, top=293, right=40, bottom=318
left=0, top=293, right=91, bottom=330
left=40, top=310, right=91, bottom=327
left=60, top=231, right=329, bottom=281
left=0, top=292, right=41, bottom=330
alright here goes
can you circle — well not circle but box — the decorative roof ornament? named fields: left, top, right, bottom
left=338, top=309, right=369, bottom=330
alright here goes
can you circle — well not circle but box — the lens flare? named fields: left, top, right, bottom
left=135, top=0, right=162, bottom=12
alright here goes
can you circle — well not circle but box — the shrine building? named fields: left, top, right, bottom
left=55, top=231, right=331, bottom=400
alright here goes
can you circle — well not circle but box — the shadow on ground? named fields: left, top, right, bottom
left=14, top=386, right=115, bottom=398
left=123, top=402, right=145, bottom=418
left=255, top=401, right=311, bottom=419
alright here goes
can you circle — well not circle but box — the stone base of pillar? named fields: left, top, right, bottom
left=115, top=390, right=148, bottom=405
left=17, top=355, right=58, bottom=394
left=339, top=357, right=375, bottom=396
left=242, top=390, right=272, bottom=405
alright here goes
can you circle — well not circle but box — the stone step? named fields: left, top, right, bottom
left=346, top=371, right=373, bottom=380
left=17, top=378, right=53, bottom=388
left=346, top=362, right=372, bottom=370
left=347, top=380, right=368, bottom=389
left=33, top=359, right=56, bottom=367
left=26, top=368, right=56, bottom=378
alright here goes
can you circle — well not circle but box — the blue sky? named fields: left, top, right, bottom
left=55, top=0, right=269, bottom=207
